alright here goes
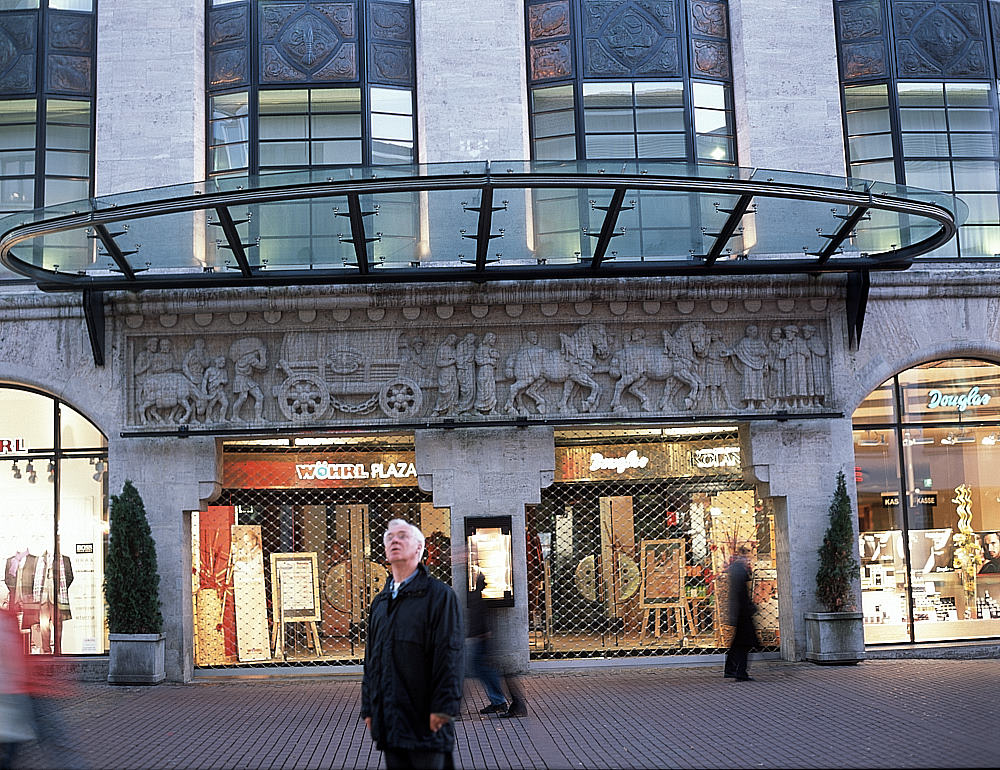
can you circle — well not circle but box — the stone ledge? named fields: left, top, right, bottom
left=865, top=641, right=1000, bottom=660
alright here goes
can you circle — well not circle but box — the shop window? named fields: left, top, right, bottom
left=526, top=427, right=778, bottom=660
left=0, top=387, right=108, bottom=656
left=201, top=435, right=447, bottom=668
left=853, top=358, right=1000, bottom=645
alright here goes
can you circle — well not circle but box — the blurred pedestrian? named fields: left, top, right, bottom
left=723, top=546, right=758, bottom=682
left=466, top=570, right=527, bottom=717
left=362, top=519, right=463, bottom=769
left=1, top=606, right=35, bottom=769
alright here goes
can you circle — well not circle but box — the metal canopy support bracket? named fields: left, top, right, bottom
left=461, top=184, right=506, bottom=273
left=846, top=268, right=870, bottom=350
left=814, top=205, right=870, bottom=265
left=704, top=194, right=753, bottom=265
left=213, top=206, right=254, bottom=277
left=91, top=224, right=137, bottom=280
left=345, top=192, right=376, bottom=275
left=588, top=187, right=628, bottom=268
left=82, top=288, right=105, bottom=367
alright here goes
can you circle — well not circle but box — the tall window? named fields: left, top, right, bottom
left=205, top=0, right=416, bottom=178
left=834, top=0, right=1000, bottom=257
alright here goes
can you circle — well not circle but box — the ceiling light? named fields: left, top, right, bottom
left=857, top=430, right=886, bottom=447
left=983, top=433, right=998, bottom=446
left=902, top=431, right=933, bottom=446
left=11, top=461, right=20, bottom=480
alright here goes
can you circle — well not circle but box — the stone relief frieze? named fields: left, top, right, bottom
left=124, top=305, right=837, bottom=430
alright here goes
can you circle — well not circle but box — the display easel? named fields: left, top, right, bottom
left=269, top=552, right=323, bottom=660
left=639, top=539, right=694, bottom=644
left=529, top=559, right=553, bottom=651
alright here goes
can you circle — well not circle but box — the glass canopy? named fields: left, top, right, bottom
left=0, top=160, right=965, bottom=292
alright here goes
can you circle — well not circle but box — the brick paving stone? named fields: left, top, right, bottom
left=6, top=659, right=998, bottom=769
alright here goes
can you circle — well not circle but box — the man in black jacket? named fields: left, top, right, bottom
left=723, top=546, right=759, bottom=682
left=362, top=519, right=463, bottom=769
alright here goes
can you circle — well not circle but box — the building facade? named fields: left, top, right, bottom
left=1, top=0, right=998, bottom=682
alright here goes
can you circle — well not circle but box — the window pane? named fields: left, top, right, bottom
left=948, top=108, right=994, bottom=132
left=585, top=133, right=635, bottom=157
left=259, top=115, right=307, bottom=140
left=695, top=135, right=731, bottom=162
left=313, top=112, right=362, bottom=139
left=0, top=124, right=36, bottom=150
left=952, top=160, right=999, bottom=189
left=45, top=124, right=89, bottom=151
left=583, top=82, right=633, bottom=108
left=534, top=136, right=576, bottom=160
left=46, top=100, right=90, bottom=125
left=311, top=88, right=361, bottom=112
left=634, top=82, right=683, bottom=107
left=904, top=160, right=951, bottom=190
left=533, top=109, right=575, bottom=138
left=849, top=133, right=893, bottom=161
left=211, top=92, right=248, bottom=120
left=846, top=109, right=890, bottom=134
left=0, top=100, right=36, bottom=124
left=844, top=84, right=888, bottom=110
left=640, top=133, right=687, bottom=158
left=45, top=150, right=89, bottom=176
left=210, top=116, right=248, bottom=146
left=44, top=177, right=89, bottom=205
left=0, top=177, right=33, bottom=210
left=897, top=83, right=945, bottom=107
left=372, top=139, right=413, bottom=165
left=850, top=160, right=897, bottom=184
left=311, top=139, right=362, bottom=165
left=949, top=133, right=997, bottom=157
left=211, top=143, right=248, bottom=172
left=945, top=82, right=991, bottom=106
left=0, top=149, right=34, bottom=175
left=694, top=107, right=728, bottom=135
left=259, top=141, right=308, bottom=166
left=899, top=108, right=946, bottom=131
left=259, top=90, right=308, bottom=114
left=532, top=85, right=575, bottom=112
left=370, top=87, right=412, bottom=115
left=370, top=113, right=411, bottom=141
left=957, top=193, right=999, bottom=223
left=584, top=108, right=635, bottom=133
left=693, top=81, right=725, bottom=110
left=49, top=0, right=92, bottom=9
left=636, top=107, right=684, bottom=132
left=958, top=224, right=1000, bottom=257
left=901, top=133, right=950, bottom=157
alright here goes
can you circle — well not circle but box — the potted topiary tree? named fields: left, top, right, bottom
left=804, top=470, right=865, bottom=664
left=104, top=480, right=166, bottom=684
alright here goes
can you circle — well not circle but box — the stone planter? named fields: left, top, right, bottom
left=108, top=633, right=166, bottom=685
left=804, top=611, right=865, bottom=664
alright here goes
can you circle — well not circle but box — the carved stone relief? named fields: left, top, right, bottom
left=370, top=42, right=412, bottom=84
left=211, top=48, right=250, bottom=88
left=0, top=13, right=36, bottom=95
left=529, top=1, right=572, bottom=40
left=891, top=1, right=988, bottom=77
left=532, top=40, right=573, bottom=80
left=48, top=14, right=92, bottom=54
left=209, top=4, right=249, bottom=47
left=691, top=39, right=729, bottom=78
left=259, top=1, right=358, bottom=83
left=124, top=304, right=837, bottom=430
left=583, top=0, right=680, bottom=77
left=370, top=2, right=410, bottom=41
left=46, top=54, right=91, bottom=94
left=691, top=1, right=727, bottom=38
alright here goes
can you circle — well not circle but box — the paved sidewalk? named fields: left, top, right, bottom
left=12, top=658, right=998, bottom=769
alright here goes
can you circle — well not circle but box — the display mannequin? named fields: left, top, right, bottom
left=15, top=541, right=74, bottom=654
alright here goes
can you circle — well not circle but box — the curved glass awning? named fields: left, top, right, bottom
left=0, top=160, right=965, bottom=292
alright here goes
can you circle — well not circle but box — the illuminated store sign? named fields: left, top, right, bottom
left=692, top=447, right=740, bottom=468
left=224, top=451, right=418, bottom=489
left=881, top=491, right=937, bottom=508
left=589, top=450, right=649, bottom=474
left=295, top=460, right=416, bottom=481
left=926, top=386, right=991, bottom=412
left=0, top=438, right=26, bottom=453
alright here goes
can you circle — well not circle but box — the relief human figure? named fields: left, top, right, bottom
left=764, top=326, right=785, bottom=409
left=150, top=337, right=178, bottom=374
left=432, top=334, right=459, bottom=416
left=134, top=337, right=159, bottom=379
left=202, top=356, right=230, bottom=423
left=609, top=328, right=654, bottom=412
left=183, top=338, right=211, bottom=386
left=455, top=332, right=478, bottom=414
left=399, top=335, right=429, bottom=386
left=801, top=324, right=829, bottom=407
left=778, top=325, right=811, bottom=410
left=703, top=330, right=736, bottom=411
left=474, top=332, right=501, bottom=414
left=731, top=324, right=768, bottom=410
left=230, top=338, right=267, bottom=422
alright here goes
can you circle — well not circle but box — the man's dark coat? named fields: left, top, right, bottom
left=361, top=563, right=463, bottom=753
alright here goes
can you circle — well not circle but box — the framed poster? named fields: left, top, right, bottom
left=231, top=525, right=269, bottom=662
left=269, top=552, right=321, bottom=622
left=640, top=539, right=685, bottom=606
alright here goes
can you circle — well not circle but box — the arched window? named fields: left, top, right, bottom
left=853, top=358, right=1000, bottom=645
left=0, top=385, right=108, bottom=655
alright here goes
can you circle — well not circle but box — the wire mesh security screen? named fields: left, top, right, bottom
left=527, top=428, right=779, bottom=659
left=194, top=435, right=448, bottom=668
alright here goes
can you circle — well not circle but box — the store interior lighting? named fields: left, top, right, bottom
left=858, top=430, right=887, bottom=446
left=902, top=431, right=934, bottom=447
left=982, top=433, right=998, bottom=445
left=26, top=460, right=36, bottom=484
left=11, top=460, right=20, bottom=480
left=47, top=460, right=55, bottom=483
left=92, top=459, right=105, bottom=482
left=941, top=431, right=975, bottom=445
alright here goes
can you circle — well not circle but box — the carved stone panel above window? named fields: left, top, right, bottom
left=368, top=1, right=414, bottom=85
left=688, top=1, right=730, bottom=80
left=835, top=0, right=888, bottom=80
left=208, top=3, right=250, bottom=89
left=529, top=1, right=572, bottom=39
left=531, top=39, right=573, bottom=80
left=0, top=12, right=37, bottom=95
left=583, top=0, right=681, bottom=78
left=259, top=1, right=359, bottom=83
left=891, top=1, right=989, bottom=78
left=528, top=0, right=573, bottom=81
left=48, top=12, right=92, bottom=55
left=47, top=54, right=91, bottom=95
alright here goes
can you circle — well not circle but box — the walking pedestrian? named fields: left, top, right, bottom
left=466, top=570, right=528, bottom=717
left=723, top=546, right=758, bottom=682
left=362, top=519, right=463, bottom=769
left=0, top=606, right=35, bottom=769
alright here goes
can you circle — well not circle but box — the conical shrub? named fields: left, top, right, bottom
left=104, top=480, right=163, bottom=634
left=815, top=470, right=859, bottom=612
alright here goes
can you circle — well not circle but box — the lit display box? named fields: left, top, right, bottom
left=465, top=516, right=514, bottom=608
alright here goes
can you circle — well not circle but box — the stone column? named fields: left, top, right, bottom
left=416, top=426, right=554, bottom=673
left=728, top=0, right=846, bottom=177
left=740, top=416, right=862, bottom=661
left=109, top=436, right=222, bottom=682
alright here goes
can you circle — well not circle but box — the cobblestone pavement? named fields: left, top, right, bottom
left=11, top=658, right=998, bottom=769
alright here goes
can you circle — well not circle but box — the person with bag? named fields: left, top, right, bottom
left=1, top=605, right=36, bottom=768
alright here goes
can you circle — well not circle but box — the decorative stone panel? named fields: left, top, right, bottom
left=0, top=11, right=37, bottom=95
left=259, top=1, right=359, bottom=83
left=208, top=2, right=250, bottom=89
left=582, top=0, right=681, bottom=77
left=368, top=0, right=414, bottom=85
left=891, top=1, right=990, bottom=78
left=835, top=0, right=888, bottom=80
left=122, top=299, right=837, bottom=432
left=688, top=0, right=731, bottom=80
left=528, top=0, right=574, bottom=82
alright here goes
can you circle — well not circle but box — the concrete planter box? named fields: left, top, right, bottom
left=804, top=611, right=865, bottom=664
left=108, top=633, right=166, bottom=685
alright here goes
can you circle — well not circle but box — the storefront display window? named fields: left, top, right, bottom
left=200, top=435, right=448, bottom=668
left=526, top=427, right=779, bottom=659
left=0, top=387, right=108, bottom=656
left=854, top=359, right=1000, bottom=645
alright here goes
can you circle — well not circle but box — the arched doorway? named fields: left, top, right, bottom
left=0, top=386, right=108, bottom=655
left=853, top=359, right=1000, bottom=645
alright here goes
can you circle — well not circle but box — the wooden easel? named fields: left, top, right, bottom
left=638, top=539, right=695, bottom=644
left=269, top=553, right=323, bottom=660
left=270, top=571, right=323, bottom=659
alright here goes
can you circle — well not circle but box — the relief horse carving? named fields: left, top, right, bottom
left=608, top=322, right=710, bottom=412
left=137, top=372, right=208, bottom=424
left=504, top=324, right=610, bottom=415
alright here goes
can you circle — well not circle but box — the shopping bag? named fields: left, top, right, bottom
left=0, top=692, right=37, bottom=743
